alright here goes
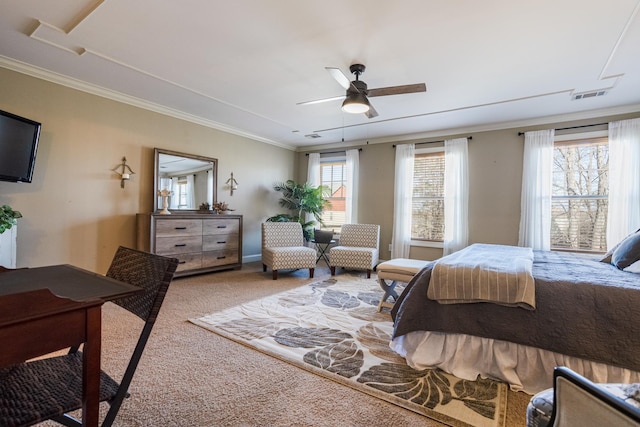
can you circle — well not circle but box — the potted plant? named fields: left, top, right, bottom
left=266, top=180, right=330, bottom=241
left=0, top=204, right=22, bottom=235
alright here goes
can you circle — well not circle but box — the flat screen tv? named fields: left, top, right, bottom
left=0, top=109, right=41, bottom=183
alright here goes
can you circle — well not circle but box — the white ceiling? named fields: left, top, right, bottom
left=1, top=0, right=640, bottom=150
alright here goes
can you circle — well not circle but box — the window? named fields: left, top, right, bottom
left=320, top=159, right=347, bottom=232
left=551, top=137, right=608, bottom=251
left=175, top=179, right=190, bottom=208
left=411, top=149, right=445, bottom=241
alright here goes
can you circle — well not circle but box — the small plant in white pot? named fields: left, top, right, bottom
left=0, top=205, right=21, bottom=235
left=0, top=204, right=21, bottom=268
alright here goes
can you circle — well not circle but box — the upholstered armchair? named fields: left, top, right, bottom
left=261, top=222, right=316, bottom=280
left=329, top=224, right=380, bottom=278
left=526, top=366, right=640, bottom=427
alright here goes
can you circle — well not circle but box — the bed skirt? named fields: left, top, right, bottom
left=390, top=331, right=640, bottom=395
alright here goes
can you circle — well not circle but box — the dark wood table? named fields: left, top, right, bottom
left=0, top=264, right=142, bottom=427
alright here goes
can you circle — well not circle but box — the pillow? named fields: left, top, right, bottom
left=611, top=232, right=640, bottom=269
left=624, top=260, right=640, bottom=273
left=600, top=228, right=640, bottom=264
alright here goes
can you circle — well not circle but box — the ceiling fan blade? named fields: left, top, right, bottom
left=365, top=103, right=379, bottom=119
left=325, top=67, right=351, bottom=90
left=367, top=83, right=426, bottom=98
left=297, top=95, right=345, bottom=106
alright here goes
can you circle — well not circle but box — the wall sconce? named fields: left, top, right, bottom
left=112, top=156, right=135, bottom=188
left=226, top=172, right=239, bottom=196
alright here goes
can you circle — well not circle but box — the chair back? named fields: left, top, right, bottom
left=262, top=222, right=304, bottom=248
left=100, top=246, right=178, bottom=426
left=550, top=366, right=640, bottom=427
left=106, top=246, right=178, bottom=322
left=339, top=224, right=380, bottom=249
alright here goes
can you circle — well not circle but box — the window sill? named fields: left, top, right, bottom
left=410, top=240, right=444, bottom=249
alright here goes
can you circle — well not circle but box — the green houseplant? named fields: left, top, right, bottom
left=266, top=180, right=330, bottom=241
left=0, top=205, right=22, bottom=235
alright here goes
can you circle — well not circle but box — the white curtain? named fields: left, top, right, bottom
left=207, top=170, right=213, bottom=206
left=186, top=175, right=196, bottom=209
left=518, top=129, right=555, bottom=250
left=443, top=138, right=469, bottom=255
left=391, top=144, right=415, bottom=259
left=345, top=149, right=359, bottom=224
left=607, top=118, right=640, bottom=247
left=306, top=153, right=321, bottom=225
left=169, top=177, right=179, bottom=209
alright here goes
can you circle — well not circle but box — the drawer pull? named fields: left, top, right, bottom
left=217, top=225, right=227, bottom=228
left=178, top=260, right=186, bottom=264
left=175, top=226, right=187, bottom=230
left=174, top=243, right=187, bottom=247
left=217, top=241, right=227, bottom=244
left=217, top=256, right=226, bottom=260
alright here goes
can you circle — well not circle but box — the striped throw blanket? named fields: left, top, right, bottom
left=427, top=243, right=536, bottom=310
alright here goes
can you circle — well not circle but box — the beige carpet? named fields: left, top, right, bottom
left=191, top=274, right=507, bottom=427
left=40, top=262, right=531, bottom=426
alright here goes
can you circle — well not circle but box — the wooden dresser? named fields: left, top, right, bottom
left=136, top=213, right=242, bottom=277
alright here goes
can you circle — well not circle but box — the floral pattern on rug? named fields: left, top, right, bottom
left=191, top=275, right=507, bottom=427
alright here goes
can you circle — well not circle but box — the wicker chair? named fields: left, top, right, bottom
left=329, top=224, right=380, bottom=278
left=0, top=246, right=178, bottom=427
left=262, top=222, right=316, bottom=280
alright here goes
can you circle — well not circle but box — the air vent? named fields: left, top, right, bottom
left=305, top=133, right=321, bottom=139
left=572, top=90, right=608, bottom=100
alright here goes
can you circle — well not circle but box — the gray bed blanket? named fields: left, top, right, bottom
left=392, top=250, right=640, bottom=372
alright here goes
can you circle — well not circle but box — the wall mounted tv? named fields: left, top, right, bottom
left=0, top=109, right=41, bottom=183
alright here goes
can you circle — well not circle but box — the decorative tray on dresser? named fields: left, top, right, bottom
left=136, top=213, right=242, bottom=277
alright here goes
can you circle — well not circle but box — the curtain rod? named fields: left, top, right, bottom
left=305, top=148, right=362, bottom=156
left=518, top=122, right=608, bottom=136
left=392, top=136, right=472, bottom=148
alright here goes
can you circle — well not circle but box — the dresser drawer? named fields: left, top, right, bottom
left=155, top=235, right=203, bottom=255
left=156, top=219, right=202, bottom=237
left=202, top=233, right=239, bottom=251
left=202, top=249, right=239, bottom=268
left=174, top=252, right=203, bottom=272
left=203, top=218, right=240, bottom=235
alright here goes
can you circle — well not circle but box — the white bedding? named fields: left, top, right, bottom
left=391, top=331, right=640, bottom=394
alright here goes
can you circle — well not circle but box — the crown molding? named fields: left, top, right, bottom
left=0, top=56, right=296, bottom=151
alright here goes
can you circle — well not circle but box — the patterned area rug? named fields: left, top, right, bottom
left=190, top=275, right=507, bottom=427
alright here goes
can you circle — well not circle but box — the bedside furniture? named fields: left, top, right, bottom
left=137, top=213, right=242, bottom=277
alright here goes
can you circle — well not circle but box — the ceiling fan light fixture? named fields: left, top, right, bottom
left=341, top=93, right=370, bottom=114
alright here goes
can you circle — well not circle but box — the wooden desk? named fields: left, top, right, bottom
left=0, top=265, right=142, bottom=427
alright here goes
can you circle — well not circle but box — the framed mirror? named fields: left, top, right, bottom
left=154, top=148, right=218, bottom=212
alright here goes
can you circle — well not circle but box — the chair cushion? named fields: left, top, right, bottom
left=329, top=246, right=379, bottom=270
left=263, top=246, right=316, bottom=270
left=378, top=258, right=428, bottom=276
left=526, top=387, right=554, bottom=427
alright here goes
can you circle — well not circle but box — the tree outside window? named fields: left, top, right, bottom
left=411, top=151, right=445, bottom=241
left=551, top=137, right=608, bottom=251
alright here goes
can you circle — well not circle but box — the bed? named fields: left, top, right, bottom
left=390, top=243, right=640, bottom=394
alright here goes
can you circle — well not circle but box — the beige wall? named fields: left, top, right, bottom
left=0, top=68, right=295, bottom=272
left=3, top=67, right=639, bottom=271
left=298, top=113, right=640, bottom=261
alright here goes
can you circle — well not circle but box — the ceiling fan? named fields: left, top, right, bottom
left=298, top=64, right=426, bottom=119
